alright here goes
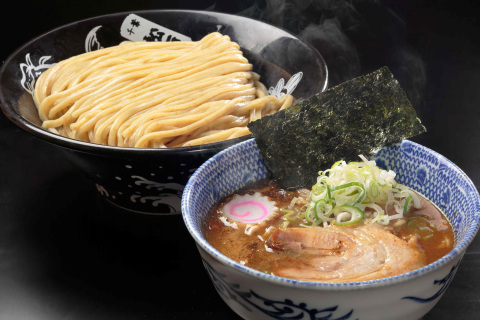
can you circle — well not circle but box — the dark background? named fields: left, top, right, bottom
left=1, top=0, right=480, bottom=319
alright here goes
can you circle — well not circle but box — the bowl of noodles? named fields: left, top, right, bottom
left=181, top=138, right=480, bottom=320
left=0, top=10, right=328, bottom=214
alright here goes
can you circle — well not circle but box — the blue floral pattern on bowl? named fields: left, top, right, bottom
left=402, top=263, right=459, bottom=303
left=201, top=257, right=356, bottom=320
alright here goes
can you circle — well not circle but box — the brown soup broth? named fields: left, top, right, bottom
left=204, top=179, right=455, bottom=281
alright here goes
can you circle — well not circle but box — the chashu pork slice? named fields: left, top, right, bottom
left=266, top=224, right=426, bottom=282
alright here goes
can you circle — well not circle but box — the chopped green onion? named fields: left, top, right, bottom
left=331, top=182, right=366, bottom=205
left=314, top=199, right=326, bottom=222
left=403, top=195, right=413, bottom=215
left=361, top=203, right=384, bottom=216
left=310, top=184, right=327, bottom=202
left=314, top=199, right=334, bottom=223
left=304, top=203, right=316, bottom=225
left=304, top=155, right=421, bottom=227
left=406, top=216, right=435, bottom=240
left=281, top=207, right=299, bottom=221
left=377, top=214, right=390, bottom=225
left=331, top=160, right=345, bottom=169
left=312, top=184, right=325, bottom=195
left=332, top=205, right=364, bottom=226
left=323, top=184, right=333, bottom=205
left=285, top=212, right=299, bottom=221
left=369, top=181, right=379, bottom=198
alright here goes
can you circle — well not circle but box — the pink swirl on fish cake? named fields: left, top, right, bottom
left=230, top=201, right=269, bottom=223
left=222, top=193, right=277, bottom=224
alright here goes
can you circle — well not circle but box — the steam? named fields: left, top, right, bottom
left=229, top=0, right=426, bottom=109
left=299, top=18, right=361, bottom=85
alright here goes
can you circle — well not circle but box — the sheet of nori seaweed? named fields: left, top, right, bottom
left=248, top=66, right=426, bottom=190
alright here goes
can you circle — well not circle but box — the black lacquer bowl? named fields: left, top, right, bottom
left=0, top=10, right=328, bottom=214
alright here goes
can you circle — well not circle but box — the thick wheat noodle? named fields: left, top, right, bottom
left=78, top=78, right=255, bottom=144
left=33, top=32, right=295, bottom=148
left=166, top=115, right=249, bottom=147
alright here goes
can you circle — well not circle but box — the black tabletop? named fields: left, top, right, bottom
left=1, top=1, right=480, bottom=319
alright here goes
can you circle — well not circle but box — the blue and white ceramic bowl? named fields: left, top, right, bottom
left=181, top=138, right=480, bottom=320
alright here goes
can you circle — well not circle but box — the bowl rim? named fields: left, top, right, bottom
left=0, top=9, right=328, bottom=155
left=182, top=138, right=480, bottom=290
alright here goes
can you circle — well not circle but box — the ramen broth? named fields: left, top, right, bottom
left=204, top=179, right=454, bottom=282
